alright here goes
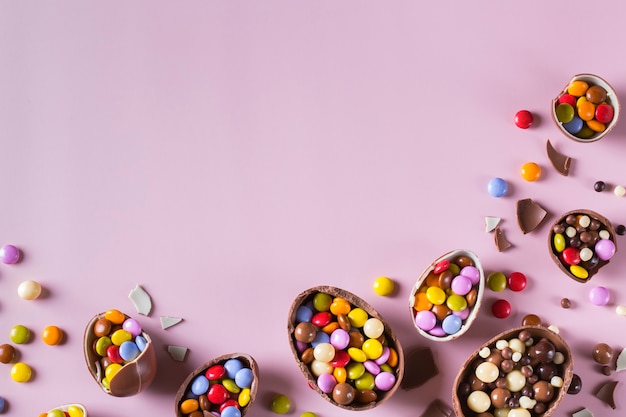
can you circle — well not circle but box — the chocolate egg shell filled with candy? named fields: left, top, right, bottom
left=288, top=286, right=404, bottom=410
left=548, top=209, right=617, bottom=283
left=83, top=310, right=157, bottom=397
left=452, top=325, right=574, bottom=417
left=174, top=353, right=259, bottom=417
left=42, top=403, right=88, bottom=417
left=409, top=249, right=485, bottom=342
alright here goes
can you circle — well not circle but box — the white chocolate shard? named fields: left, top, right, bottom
left=485, top=216, right=501, bottom=232
left=572, top=408, right=594, bottom=417
left=160, top=316, right=183, bottom=330
left=616, top=347, right=626, bottom=372
left=168, top=345, right=188, bottom=362
left=128, top=284, right=152, bottom=316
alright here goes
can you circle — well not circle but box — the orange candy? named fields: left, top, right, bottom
left=42, top=325, right=63, bottom=345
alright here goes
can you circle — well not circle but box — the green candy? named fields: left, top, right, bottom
left=487, top=272, right=507, bottom=292
left=556, top=103, right=575, bottom=123
left=10, top=325, right=30, bottom=344
left=270, top=394, right=291, bottom=414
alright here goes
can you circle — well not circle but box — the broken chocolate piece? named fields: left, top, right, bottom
left=516, top=198, right=549, bottom=234
left=494, top=226, right=512, bottom=251
left=572, top=408, right=594, bottom=417
left=401, top=346, right=439, bottom=390
left=616, top=347, right=626, bottom=372
left=420, top=399, right=454, bottom=417
left=595, top=380, right=619, bottom=409
left=485, top=216, right=501, bottom=232
left=546, top=139, right=572, bottom=176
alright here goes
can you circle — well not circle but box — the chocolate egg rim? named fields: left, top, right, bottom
left=551, top=73, right=621, bottom=143
left=451, top=325, right=574, bottom=417
left=47, top=404, right=88, bottom=415
left=83, top=311, right=157, bottom=397
left=409, top=249, right=485, bottom=342
left=547, top=209, right=617, bottom=283
left=287, top=285, right=405, bottom=411
left=174, top=352, right=259, bottom=417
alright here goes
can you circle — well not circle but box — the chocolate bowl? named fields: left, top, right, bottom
left=288, top=285, right=404, bottom=410
left=83, top=310, right=157, bottom=397
left=548, top=209, right=617, bottom=283
left=174, top=353, right=259, bottom=417
left=452, top=325, right=574, bottom=417
left=409, top=249, right=485, bottom=342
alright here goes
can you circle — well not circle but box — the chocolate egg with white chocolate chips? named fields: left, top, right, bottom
left=83, top=310, right=157, bottom=397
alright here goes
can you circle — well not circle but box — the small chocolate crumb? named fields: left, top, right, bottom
left=616, top=224, right=626, bottom=235
left=561, top=298, right=571, bottom=309
left=602, top=365, right=613, bottom=376
left=594, top=180, right=606, bottom=192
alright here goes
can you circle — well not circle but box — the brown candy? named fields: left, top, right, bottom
left=530, top=339, right=556, bottom=363
left=490, top=387, right=511, bottom=409
left=0, top=343, right=16, bottom=364
left=355, top=389, right=377, bottom=404
left=586, top=85, right=607, bottom=104
left=454, top=255, right=474, bottom=268
left=521, top=314, right=542, bottom=326
left=533, top=380, right=555, bottom=403
left=332, top=382, right=356, bottom=406
left=294, top=322, right=317, bottom=343
left=93, top=318, right=112, bottom=337
left=560, top=298, right=571, bottom=309
left=592, top=343, right=614, bottom=365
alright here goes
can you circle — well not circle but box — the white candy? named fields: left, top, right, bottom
left=616, top=305, right=626, bottom=316
left=550, top=375, right=564, bottom=388
left=17, top=280, right=42, bottom=300
left=614, top=185, right=626, bottom=197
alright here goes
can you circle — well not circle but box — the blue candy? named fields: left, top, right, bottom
left=119, top=341, right=140, bottom=362
left=442, top=314, right=462, bottom=335
left=191, top=374, right=210, bottom=395
left=295, top=305, right=314, bottom=323
left=135, top=335, right=148, bottom=351
left=224, top=358, right=244, bottom=379
left=563, top=116, right=583, bottom=134
left=221, top=405, right=242, bottom=417
left=235, top=367, right=254, bottom=388
left=487, top=177, right=508, bottom=198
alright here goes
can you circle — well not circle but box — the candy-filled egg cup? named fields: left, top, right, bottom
left=288, top=285, right=404, bottom=410
left=552, top=73, right=620, bottom=143
left=409, top=249, right=485, bottom=342
left=39, top=404, right=87, bottom=417
left=83, top=309, right=157, bottom=397
left=175, top=353, right=259, bottom=417
left=549, top=209, right=617, bottom=283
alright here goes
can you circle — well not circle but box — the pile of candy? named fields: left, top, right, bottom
left=38, top=404, right=85, bottom=417
left=290, top=290, right=401, bottom=408
left=177, top=357, right=255, bottom=417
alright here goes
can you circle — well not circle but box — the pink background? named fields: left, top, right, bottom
left=1, top=1, right=626, bottom=416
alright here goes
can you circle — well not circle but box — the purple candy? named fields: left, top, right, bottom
left=595, top=239, right=616, bottom=261
left=451, top=275, right=472, bottom=296
left=374, top=371, right=396, bottom=391
left=317, top=373, right=337, bottom=393
left=460, top=265, right=480, bottom=285
left=415, top=310, right=436, bottom=331
left=453, top=307, right=470, bottom=320
left=329, top=328, right=350, bottom=350
left=363, top=360, right=381, bottom=375
left=589, top=286, right=610, bottom=306
left=375, top=347, right=390, bottom=365
left=0, top=244, right=20, bottom=264
left=428, top=325, right=446, bottom=337
left=295, top=340, right=308, bottom=353
left=122, top=318, right=142, bottom=337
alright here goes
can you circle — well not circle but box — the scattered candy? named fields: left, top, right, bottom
left=11, top=362, right=32, bottom=382
left=616, top=305, right=626, bottom=316
left=160, top=316, right=183, bottom=330
left=10, top=324, right=31, bottom=344
left=487, top=272, right=507, bottom=292
left=515, top=110, right=534, bottom=129
left=592, top=343, right=613, bottom=365
left=507, top=272, right=527, bottom=292
left=128, top=284, right=152, bottom=316
left=560, top=298, right=571, bottom=309
left=491, top=299, right=511, bottom=318
left=485, top=216, right=501, bottom=232
left=614, top=185, right=626, bottom=197
left=589, top=286, right=610, bottom=306
left=546, top=140, right=572, bottom=176
left=270, top=394, right=291, bottom=414
left=487, top=177, right=508, bottom=197
left=594, top=181, right=606, bottom=192
left=520, top=162, right=541, bottom=182
left=0, top=244, right=20, bottom=264
left=17, top=279, right=42, bottom=300
left=42, top=325, right=64, bottom=345
left=373, top=276, right=395, bottom=296
left=0, top=397, right=4, bottom=412
left=616, top=225, right=626, bottom=235
left=300, top=413, right=317, bottom=417
left=0, top=343, right=16, bottom=363
left=521, top=314, right=541, bottom=326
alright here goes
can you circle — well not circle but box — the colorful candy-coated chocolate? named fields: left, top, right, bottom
left=595, top=239, right=616, bottom=260
left=555, top=103, right=574, bottom=123
left=594, top=181, right=606, bottom=192
left=514, top=110, right=533, bottom=129
left=0, top=343, right=16, bottom=363
left=11, top=362, right=32, bottom=382
left=10, top=324, right=30, bottom=344
left=520, top=162, right=541, bottom=182
left=17, top=280, right=42, bottom=300
left=487, top=177, right=508, bottom=197
left=595, top=103, right=614, bottom=123
left=563, top=116, right=583, bottom=134
left=0, top=244, right=20, bottom=264
left=615, top=185, right=626, bottom=197
left=42, top=325, right=63, bottom=345
left=507, top=272, right=527, bottom=292
left=558, top=94, right=577, bottom=107
left=373, top=276, right=394, bottom=296
left=589, top=286, right=610, bottom=306
left=487, top=272, right=507, bottom=292
left=491, top=299, right=511, bottom=319
left=270, top=394, right=291, bottom=414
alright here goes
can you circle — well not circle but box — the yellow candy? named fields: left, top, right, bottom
left=329, top=298, right=351, bottom=316
left=104, top=309, right=125, bottom=324
left=373, top=276, right=395, bottom=296
left=11, top=362, right=32, bottom=382
left=380, top=363, right=393, bottom=373
left=446, top=294, right=468, bottom=312
left=570, top=265, right=589, bottom=280
left=47, top=410, right=64, bottom=417
left=362, top=339, right=383, bottom=360
left=67, top=406, right=85, bottom=417
left=333, top=366, right=347, bottom=383
left=222, top=378, right=241, bottom=393
left=238, top=388, right=251, bottom=407
left=346, top=362, right=365, bottom=379
left=347, top=308, right=368, bottom=328
left=179, top=398, right=199, bottom=414
left=105, top=363, right=122, bottom=380
left=553, top=233, right=565, bottom=252
left=110, top=329, right=132, bottom=346
left=426, top=286, right=446, bottom=305
left=568, top=80, right=589, bottom=97
left=347, top=347, right=367, bottom=362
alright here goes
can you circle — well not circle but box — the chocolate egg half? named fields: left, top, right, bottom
left=83, top=310, right=157, bottom=397
left=452, top=325, right=573, bottom=417
left=44, top=404, right=88, bottom=416
left=409, top=249, right=485, bottom=342
left=288, top=285, right=404, bottom=411
left=548, top=209, right=617, bottom=283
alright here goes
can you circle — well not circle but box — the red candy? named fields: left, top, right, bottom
left=330, top=350, right=351, bottom=368
left=433, top=260, right=450, bottom=274
left=107, top=345, right=123, bottom=364
left=557, top=94, right=577, bottom=107
left=515, top=110, right=534, bottom=129
left=492, top=299, right=512, bottom=319
left=311, top=311, right=332, bottom=327
left=220, top=399, right=240, bottom=413
left=205, top=364, right=226, bottom=380
left=595, top=103, right=614, bottom=124
left=561, top=247, right=581, bottom=265
left=208, top=383, right=229, bottom=404
left=507, top=272, right=527, bottom=292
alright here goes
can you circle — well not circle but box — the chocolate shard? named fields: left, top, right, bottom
left=401, top=346, right=439, bottom=390
left=494, top=226, right=512, bottom=252
left=616, top=347, right=626, bottom=372
left=572, top=408, right=594, bottom=417
left=420, top=399, right=454, bottom=417
left=546, top=139, right=572, bottom=176
left=595, top=380, right=619, bottom=409
left=516, top=198, right=549, bottom=234
left=485, top=216, right=501, bottom=232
